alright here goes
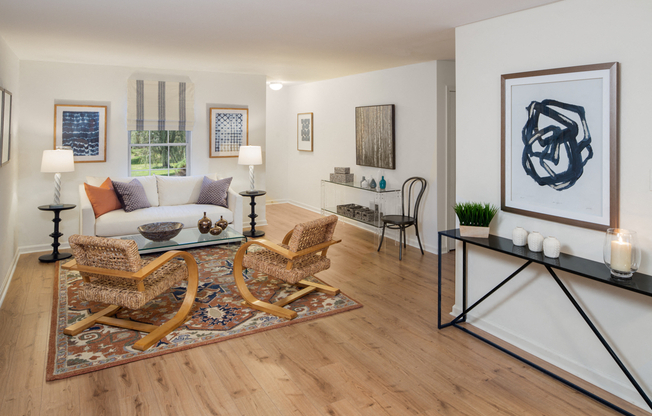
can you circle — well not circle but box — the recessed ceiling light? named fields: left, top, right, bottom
left=269, top=82, right=283, bottom=91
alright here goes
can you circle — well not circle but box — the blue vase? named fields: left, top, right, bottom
left=370, top=178, right=377, bottom=189
left=379, top=176, right=386, bottom=190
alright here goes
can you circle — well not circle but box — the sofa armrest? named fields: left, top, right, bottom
left=227, top=187, right=244, bottom=233
left=79, top=184, right=96, bottom=236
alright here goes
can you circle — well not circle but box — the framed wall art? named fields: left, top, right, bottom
left=54, top=104, right=107, bottom=163
left=1, top=88, right=12, bottom=166
left=297, top=112, right=313, bottom=152
left=209, top=107, right=248, bottom=158
left=501, top=62, right=618, bottom=231
left=355, top=104, right=395, bottom=169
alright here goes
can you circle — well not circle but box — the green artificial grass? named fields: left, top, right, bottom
left=454, top=202, right=498, bottom=227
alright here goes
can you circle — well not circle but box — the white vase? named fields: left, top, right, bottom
left=543, top=236, right=561, bottom=258
left=512, top=227, right=528, bottom=246
left=360, top=176, right=368, bottom=188
left=527, top=231, right=544, bottom=252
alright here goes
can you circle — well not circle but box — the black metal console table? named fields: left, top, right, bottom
left=438, top=229, right=652, bottom=416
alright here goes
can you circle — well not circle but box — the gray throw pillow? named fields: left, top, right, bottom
left=197, top=176, right=232, bottom=207
left=112, top=179, right=151, bottom=212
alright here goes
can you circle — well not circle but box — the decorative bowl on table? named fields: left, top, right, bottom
left=137, top=222, right=183, bottom=242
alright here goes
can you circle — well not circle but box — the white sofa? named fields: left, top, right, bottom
left=79, top=174, right=243, bottom=237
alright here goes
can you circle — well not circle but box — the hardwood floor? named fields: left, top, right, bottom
left=0, top=203, right=648, bottom=415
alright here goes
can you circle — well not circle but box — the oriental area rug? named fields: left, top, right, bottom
left=47, top=243, right=361, bottom=381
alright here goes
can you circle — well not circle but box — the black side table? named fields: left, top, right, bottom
left=38, top=204, right=76, bottom=263
left=239, top=190, right=266, bottom=238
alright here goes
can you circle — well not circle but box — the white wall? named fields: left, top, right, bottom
left=0, top=35, right=20, bottom=303
left=456, top=0, right=652, bottom=410
left=265, top=86, right=290, bottom=203
left=17, top=61, right=266, bottom=250
left=269, top=61, right=452, bottom=252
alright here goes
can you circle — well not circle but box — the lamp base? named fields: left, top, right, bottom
left=49, top=204, right=64, bottom=208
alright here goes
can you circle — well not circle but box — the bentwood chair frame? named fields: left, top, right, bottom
left=61, top=235, right=199, bottom=351
left=377, top=177, right=427, bottom=260
left=233, top=215, right=341, bottom=320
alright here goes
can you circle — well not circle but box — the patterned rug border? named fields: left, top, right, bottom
left=46, top=256, right=362, bottom=381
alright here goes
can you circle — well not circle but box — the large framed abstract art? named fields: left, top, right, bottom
left=1, top=87, right=12, bottom=166
left=209, top=108, right=248, bottom=158
left=297, top=112, right=313, bottom=152
left=501, top=62, right=618, bottom=231
left=54, top=105, right=107, bottom=163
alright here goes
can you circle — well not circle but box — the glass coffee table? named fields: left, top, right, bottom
left=119, top=226, right=246, bottom=254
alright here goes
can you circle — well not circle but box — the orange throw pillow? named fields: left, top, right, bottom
left=84, top=178, right=123, bottom=218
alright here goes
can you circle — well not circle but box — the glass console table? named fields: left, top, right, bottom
left=438, top=229, right=652, bottom=416
left=320, top=180, right=400, bottom=233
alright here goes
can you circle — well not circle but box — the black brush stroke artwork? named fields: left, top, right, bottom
left=521, top=99, right=593, bottom=191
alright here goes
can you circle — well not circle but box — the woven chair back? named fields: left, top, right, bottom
left=68, top=235, right=143, bottom=280
left=287, top=215, right=338, bottom=253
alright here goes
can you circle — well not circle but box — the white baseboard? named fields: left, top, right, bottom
left=18, top=242, right=70, bottom=255
left=0, top=248, right=20, bottom=308
left=266, top=199, right=289, bottom=205
left=445, top=305, right=645, bottom=410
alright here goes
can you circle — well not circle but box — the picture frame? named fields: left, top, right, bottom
left=209, top=108, right=248, bottom=158
left=297, top=112, right=313, bottom=152
left=1, top=88, right=12, bottom=166
left=54, top=104, right=107, bottom=163
left=355, top=104, right=395, bottom=169
left=501, top=62, right=618, bottom=231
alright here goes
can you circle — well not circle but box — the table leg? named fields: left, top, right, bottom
left=243, top=195, right=265, bottom=238
left=39, top=209, right=73, bottom=263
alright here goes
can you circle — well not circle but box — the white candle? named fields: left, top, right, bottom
left=611, top=238, right=632, bottom=272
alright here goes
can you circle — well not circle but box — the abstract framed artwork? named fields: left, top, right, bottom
left=297, top=112, right=313, bottom=152
left=501, top=62, right=618, bottom=231
left=355, top=104, right=395, bottom=169
left=1, top=87, right=12, bottom=166
left=54, top=104, right=107, bottom=163
left=209, top=108, right=248, bottom=158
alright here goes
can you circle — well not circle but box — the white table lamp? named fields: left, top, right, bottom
left=41, top=147, right=75, bottom=207
left=238, top=146, right=262, bottom=193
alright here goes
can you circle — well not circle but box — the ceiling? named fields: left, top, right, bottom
left=0, top=0, right=559, bottom=83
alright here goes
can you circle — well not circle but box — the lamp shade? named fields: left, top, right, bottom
left=41, top=148, right=75, bottom=173
left=238, top=146, right=262, bottom=166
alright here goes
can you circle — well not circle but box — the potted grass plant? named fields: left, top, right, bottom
left=454, top=202, right=498, bottom=238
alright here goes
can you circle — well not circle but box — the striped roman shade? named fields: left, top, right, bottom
left=127, top=80, right=195, bottom=131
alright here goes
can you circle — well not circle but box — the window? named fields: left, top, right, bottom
left=129, top=130, right=189, bottom=177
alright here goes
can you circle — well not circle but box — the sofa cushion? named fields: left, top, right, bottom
left=87, top=176, right=159, bottom=207
left=156, top=174, right=218, bottom=206
left=84, top=178, right=123, bottom=218
left=112, top=179, right=151, bottom=212
left=197, top=176, right=232, bottom=207
left=94, top=204, right=234, bottom=237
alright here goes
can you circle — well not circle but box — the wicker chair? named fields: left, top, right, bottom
left=233, top=215, right=341, bottom=320
left=61, top=234, right=199, bottom=351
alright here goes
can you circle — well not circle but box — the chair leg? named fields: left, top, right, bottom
left=133, top=251, right=200, bottom=351
left=64, top=304, right=121, bottom=336
left=377, top=223, right=387, bottom=252
left=414, top=223, right=424, bottom=255
left=233, top=242, right=298, bottom=320
left=399, top=228, right=404, bottom=261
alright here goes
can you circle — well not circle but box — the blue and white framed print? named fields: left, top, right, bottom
left=297, top=112, right=313, bottom=152
left=209, top=107, right=248, bottom=158
left=501, top=62, right=618, bottom=231
left=54, top=104, right=107, bottom=163
left=0, top=87, right=12, bottom=166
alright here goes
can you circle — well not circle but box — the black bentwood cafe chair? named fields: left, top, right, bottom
left=377, top=177, right=427, bottom=260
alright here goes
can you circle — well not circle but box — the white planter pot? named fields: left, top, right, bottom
left=543, top=236, right=561, bottom=258
left=512, top=227, right=528, bottom=246
left=527, top=232, right=544, bottom=252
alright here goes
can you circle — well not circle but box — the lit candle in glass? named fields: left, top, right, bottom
left=610, top=236, right=632, bottom=273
